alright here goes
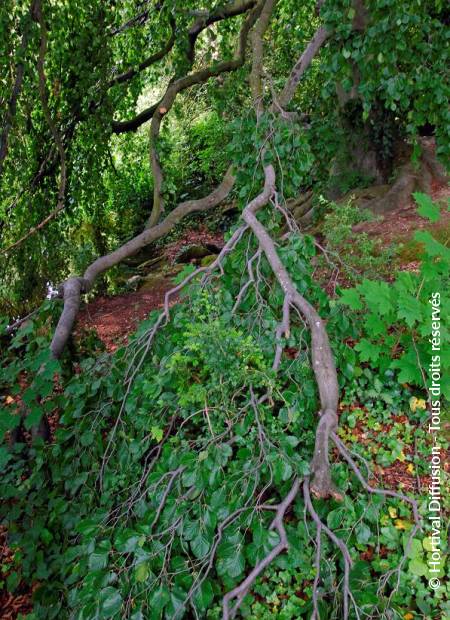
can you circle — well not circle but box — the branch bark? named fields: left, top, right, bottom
left=278, top=25, right=329, bottom=108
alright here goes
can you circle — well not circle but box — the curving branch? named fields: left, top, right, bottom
left=249, top=0, right=276, bottom=116
left=146, top=0, right=264, bottom=226
left=241, top=165, right=339, bottom=497
left=49, top=166, right=235, bottom=358
left=187, top=0, right=257, bottom=64
left=112, top=0, right=263, bottom=134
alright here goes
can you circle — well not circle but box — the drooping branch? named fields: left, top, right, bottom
left=146, top=0, right=264, bottom=226
left=1, top=0, right=67, bottom=255
left=49, top=166, right=235, bottom=358
left=108, top=15, right=176, bottom=87
left=241, top=165, right=339, bottom=497
left=0, top=1, right=36, bottom=178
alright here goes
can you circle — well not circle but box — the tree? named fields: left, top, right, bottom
left=0, top=1, right=448, bottom=618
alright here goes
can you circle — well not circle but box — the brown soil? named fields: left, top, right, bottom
left=352, top=181, right=449, bottom=247
left=0, top=527, right=33, bottom=620
left=76, top=226, right=224, bottom=352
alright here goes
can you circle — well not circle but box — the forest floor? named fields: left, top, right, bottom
left=1, top=185, right=449, bottom=620
left=77, top=182, right=450, bottom=352
left=76, top=226, right=224, bottom=352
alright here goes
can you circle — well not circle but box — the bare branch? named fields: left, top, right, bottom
left=222, top=477, right=300, bottom=619
left=278, top=26, right=329, bottom=108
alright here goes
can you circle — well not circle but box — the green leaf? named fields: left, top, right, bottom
left=397, top=294, right=422, bottom=327
left=354, top=339, right=381, bottom=363
left=98, top=587, right=122, bottom=618
left=217, top=542, right=245, bottom=579
left=391, top=349, right=422, bottom=385
left=364, top=313, right=386, bottom=336
left=339, top=288, right=363, bottom=310
left=413, top=192, right=441, bottom=222
left=193, top=580, right=214, bottom=611
left=114, top=530, right=141, bottom=553
left=356, top=523, right=372, bottom=545
left=135, top=562, right=150, bottom=583
left=0, top=446, right=12, bottom=469
left=191, top=531, right=210, bottom=559
left=150, top=426, right=164, bottom=442
left=415, top=230, right=450, bottom=260
left=89, top=541, right=111, bottom=570
left=409, top=558, right=428, bottom=576
left=149, top=585, right=169, bottom=613
left=359, top=280, right=394, bottom=316
left=24, top=406, right=43, bottom=430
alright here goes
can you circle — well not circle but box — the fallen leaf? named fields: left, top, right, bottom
left=409, top=396, right=427, bottom=412
left=394, top=519, right=410, bottom=530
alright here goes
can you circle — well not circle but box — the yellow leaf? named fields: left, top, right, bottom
left=409, top=397, right=418, bottom=412
left=397, top=450, right=406, bottom=462
left=388, top=507, right=398, bottom=519
left=409, top=396, right=426, bottom=412
left=407, top=463, right=415, bottom=474
left=5, top=395, right=14, bottom=404
left=394, top=519, right=410, bottom=530
left=404, top=613, right=414, bottom=620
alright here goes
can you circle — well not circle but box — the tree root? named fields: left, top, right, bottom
left=363, top=139, right=448, bottom=215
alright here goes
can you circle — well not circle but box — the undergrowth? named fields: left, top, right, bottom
left=0, top=196, right=448, bottom=619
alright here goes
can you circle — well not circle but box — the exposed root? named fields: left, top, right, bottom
left=366, top=140, right=448, bottom=215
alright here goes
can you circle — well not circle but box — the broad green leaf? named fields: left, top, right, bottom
left=98, top=587, right=122, bottom=618
left=413, top=192, right=441, bottom=222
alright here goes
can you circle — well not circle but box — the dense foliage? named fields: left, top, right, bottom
left=1, top=0, right=448, bottom=312
left=0, top=1, right=449, bottom=619
left=1, top=198, right=449, bottom=618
